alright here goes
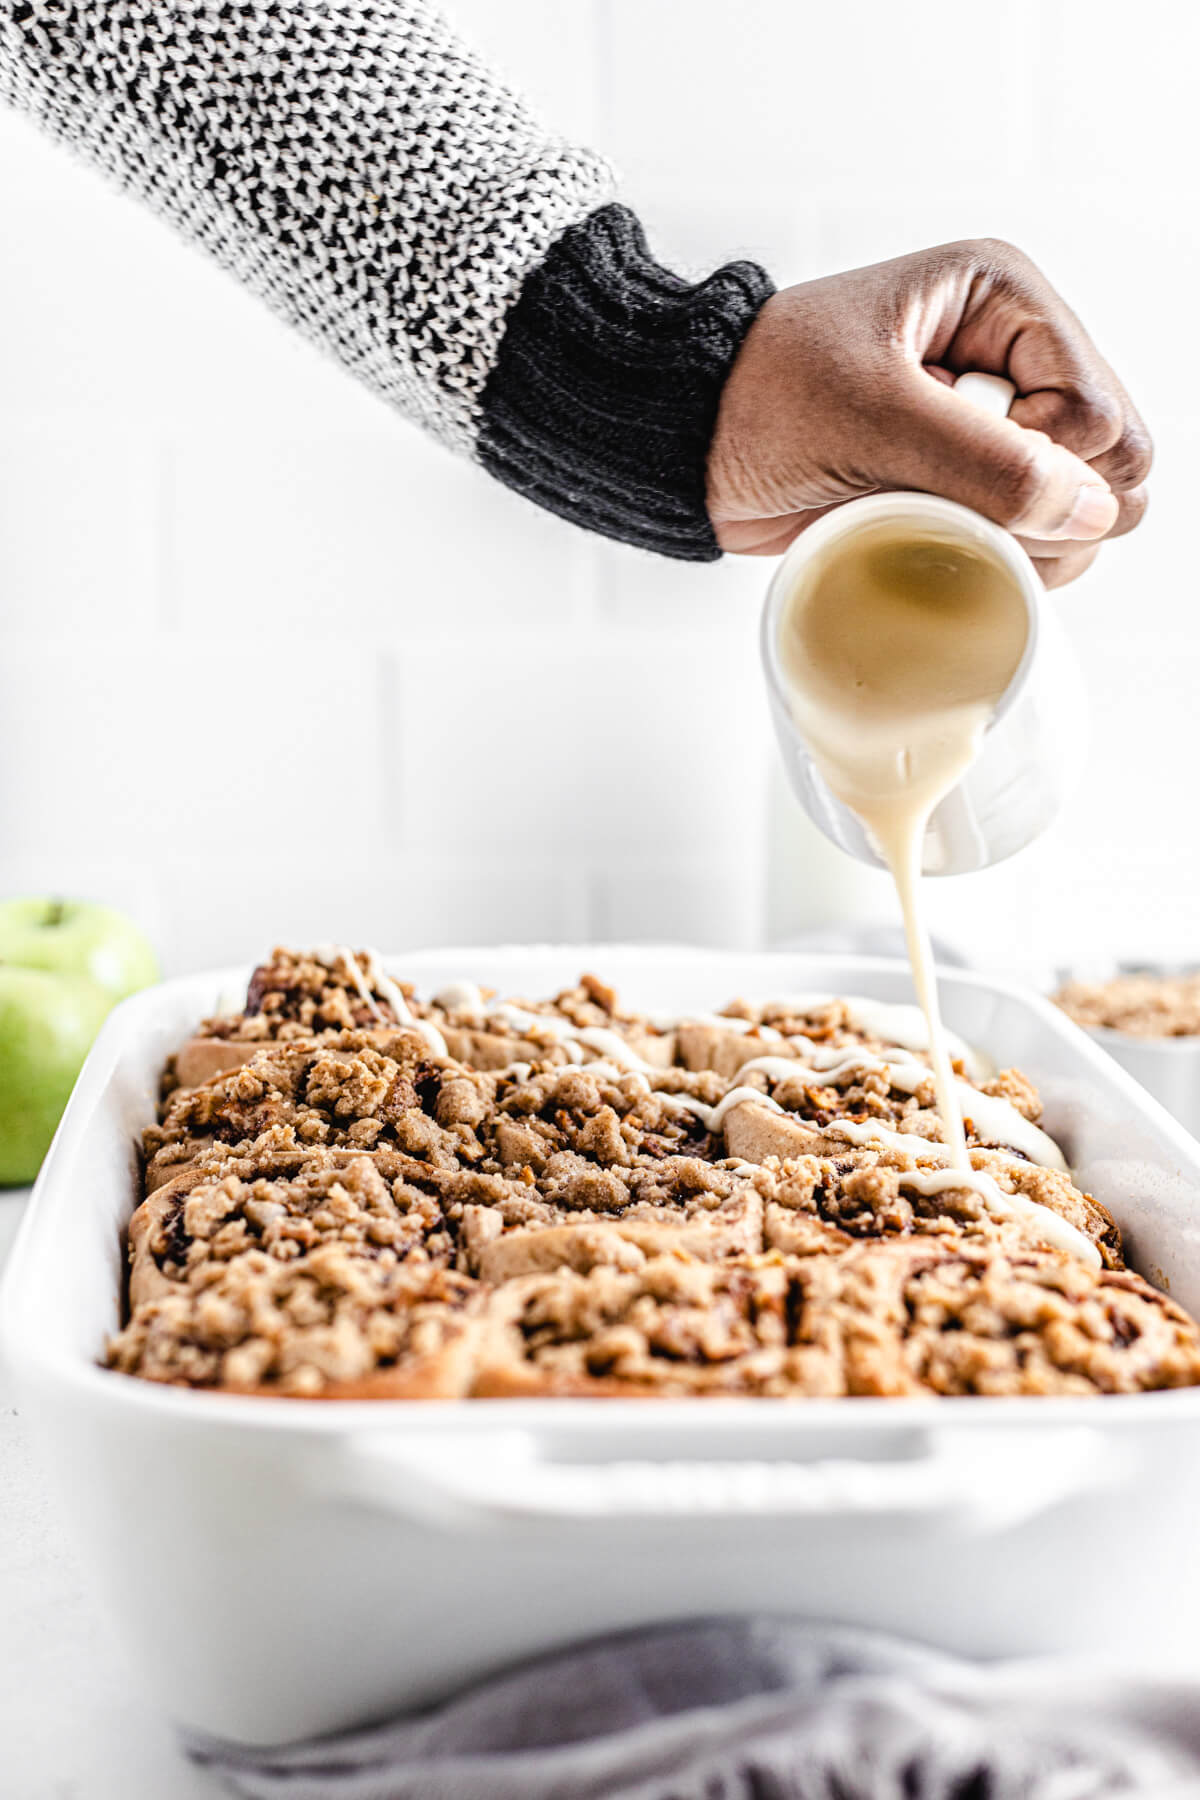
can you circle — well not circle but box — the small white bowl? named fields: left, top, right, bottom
left=1056, top=964, right=1200, bottom=1140
left=1079, top=1030, right=1200, bottom=1140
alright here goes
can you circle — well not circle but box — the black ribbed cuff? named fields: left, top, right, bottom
left=477, top=204, right=774, bottom=562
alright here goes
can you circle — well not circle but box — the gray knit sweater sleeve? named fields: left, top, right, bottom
left=0, top=2, right=774, bottom=559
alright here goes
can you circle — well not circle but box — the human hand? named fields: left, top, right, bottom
left=706, top=238, right=1151, bottom=586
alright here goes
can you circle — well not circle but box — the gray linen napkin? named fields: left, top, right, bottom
left=186, top=1619, right=1200, bottom=1799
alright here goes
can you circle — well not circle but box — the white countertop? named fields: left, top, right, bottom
left=0, top=1190, right=215, bottom=1799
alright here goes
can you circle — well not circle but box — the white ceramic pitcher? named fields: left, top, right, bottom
left=761, top=372, right=1087, bottom=876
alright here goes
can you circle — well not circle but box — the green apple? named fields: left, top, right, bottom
left=0, top=967, right=113, bottom=1185
left=0, top=899, right=159, bottom=1186
left=0, top=897, right=158, bottom=1003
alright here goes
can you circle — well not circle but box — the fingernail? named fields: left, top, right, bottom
left=1058, top=483, right=1119, bottom=540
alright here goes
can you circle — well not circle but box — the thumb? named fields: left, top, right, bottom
left=876, top=369, right=1119, bottom=541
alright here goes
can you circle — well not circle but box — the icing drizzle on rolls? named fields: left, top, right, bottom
left=765, top=994, right=990, bottom=1081
left=898, top=1166, right=1099, bottom=1267
left=251, top=956, right=1094, bottom=1269
left=433, top=978, right=1061, bottom=1164
left=658, top=1091, right=1096, bottom=1267
left=313, top=946, right=449, bottom=1059
left=729, top=1052, right=1065, bottom=1172
left=327, top=963, right=1086, bottom=1267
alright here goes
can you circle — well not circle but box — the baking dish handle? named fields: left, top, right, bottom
left=325, top=1424, right=1123, bottom=1534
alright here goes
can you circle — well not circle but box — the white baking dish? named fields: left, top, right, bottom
left=7, top=946, right=1200, bottom=1749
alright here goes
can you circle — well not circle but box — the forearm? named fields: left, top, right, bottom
left=0, top=2, right=773, bottom=558
left=480, top=204, right=774, bottom=559
left=0, top=0, right=614, bottom=450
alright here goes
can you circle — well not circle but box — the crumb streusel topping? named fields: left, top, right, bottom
left=1055, top=972, right=1200, bottom=1039
left=106, top=946, right=1200, bottom=1399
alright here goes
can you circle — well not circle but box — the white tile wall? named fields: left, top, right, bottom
left=168, top=430, right=593, bottom=637
left=0, top=635, right=384, bottom=846
left=0, top=0, right=1193, bottom=984
left=384, top=630, right=768, bottom=860
left=0, top=421, right=160, bottom=633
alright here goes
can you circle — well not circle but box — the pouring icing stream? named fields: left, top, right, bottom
left=773, top=380, right=1028, bottom=1176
